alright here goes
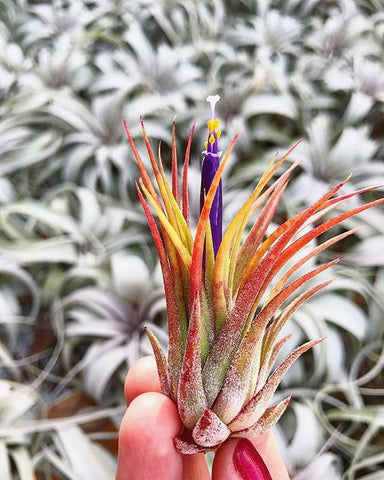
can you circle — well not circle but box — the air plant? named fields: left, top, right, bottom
left=123, top=96, right=383, bottom=455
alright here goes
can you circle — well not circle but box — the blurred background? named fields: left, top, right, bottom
left=1, top=0, right=384, bottom=478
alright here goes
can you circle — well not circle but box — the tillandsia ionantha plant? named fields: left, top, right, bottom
left=123, top=96, right=384, bottom=455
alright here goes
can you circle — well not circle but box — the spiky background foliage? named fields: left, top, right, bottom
left=0, top=0, right=383, bottom=478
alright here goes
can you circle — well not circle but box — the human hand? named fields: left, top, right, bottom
left=116, top=356, right=290, bottom=480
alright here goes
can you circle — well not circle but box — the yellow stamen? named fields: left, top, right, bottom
left=204, top=141, right=208, bottom=150
left=217, top=130, right=221, bottom=139
left=207, top=118, right=220, bottom=132
left=209, top=134, right=215, bottom=144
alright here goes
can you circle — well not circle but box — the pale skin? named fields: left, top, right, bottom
left=116, top=356, right=290, bottom=480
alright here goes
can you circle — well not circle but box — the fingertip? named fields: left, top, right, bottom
left=124, top=356, right=161, bottom=404
left=117, top=392, right=182, bottom=480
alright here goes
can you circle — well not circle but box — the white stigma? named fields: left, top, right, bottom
left=206, top=94, right=220, bottom=119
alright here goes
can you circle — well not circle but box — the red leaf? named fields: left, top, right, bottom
left=136, top=184, right=182, bottom=399
left=212, top=260, right=338, bottom=422
left=182, top=124, right=195, bottom=224
left=123, top=118, right=161, bottom=208
left=178, top=300, right=207, bottom=429
left=171, top=120, right=180, bottom=205
left=144, top=327, right=170, bottom=397
left=203, top=181, right=347, bottom=404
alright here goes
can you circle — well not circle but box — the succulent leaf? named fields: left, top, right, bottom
left=192, top=408, right=231, bottom=448
left=182, top=124, right=195, bottom=224
left=144, top=326, right=170, bottom=397
left=177, top=299, right=207, bottom=429
left=211, top=260, right=339, bottom=423
left=228, top=339, right=324, bottom=432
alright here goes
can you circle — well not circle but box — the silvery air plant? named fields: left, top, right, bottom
left=123, top=96, right=383, bottom=466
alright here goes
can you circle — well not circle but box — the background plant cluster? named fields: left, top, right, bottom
left=0, top=0, right=384, bottom=478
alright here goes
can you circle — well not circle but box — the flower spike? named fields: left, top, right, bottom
left=125, top=102, right=384, bottom=454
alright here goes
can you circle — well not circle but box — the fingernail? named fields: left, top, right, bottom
left=233, top=438, right=273, bottom=480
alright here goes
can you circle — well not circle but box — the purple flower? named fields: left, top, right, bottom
left=200, top=95, right=223, bottom=256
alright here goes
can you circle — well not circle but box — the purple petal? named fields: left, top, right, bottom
left=200, top=152, right=222, bottom=255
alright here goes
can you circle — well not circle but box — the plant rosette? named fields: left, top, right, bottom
left=123, top=96, right=384, bottom=455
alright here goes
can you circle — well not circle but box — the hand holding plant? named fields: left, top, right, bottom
left=116, top=356, right=289, bottom=479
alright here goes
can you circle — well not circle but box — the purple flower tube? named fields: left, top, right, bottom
left=200, top=95, right=223, bottom=256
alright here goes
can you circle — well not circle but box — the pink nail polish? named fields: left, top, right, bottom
left=233, top=438, right=273, bottom=480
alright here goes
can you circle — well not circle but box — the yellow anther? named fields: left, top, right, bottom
left=207, top=118, right=220, bottom=132
left=217, top=130, right=221, bottom=139
left=204, top=141, right=208, bottom=150
left=209, top=133, right=215, bottom=144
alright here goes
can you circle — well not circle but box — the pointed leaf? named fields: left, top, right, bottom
left=144, top=327, right=170, bottom=397
left=212, top=146, right=300, bottom=331
left=178, top=300, right=207, bottom=429
left=139, top=179, right=191, bottom=269
left=257, top=281, right=332, bottom=389
left=123, top=118, right=161, bottom=208
left=267, top=228, right=359, bottom=301
left=182, top=124, right=195, bottom=224
left=157, top=145, right=193, bottom=251
left=232, top=396, right=291, bottom=437
left=203, top=182, right=346, bottom=405
left=228, top=338, right=324, bottom=431
left=136, top=185, right=182, bottom=398
left=207, top=258, right=338, bottom=414
left=232, top=174, right=289, bottom=293
left=171, top=120, right=180, bottom=204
